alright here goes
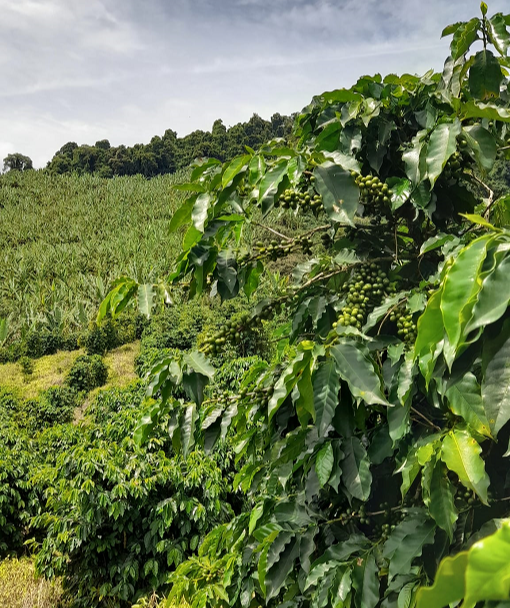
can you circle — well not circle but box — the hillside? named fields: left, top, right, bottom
left=0, top=170, right=186, bottom=345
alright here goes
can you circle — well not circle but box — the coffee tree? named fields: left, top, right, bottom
left=100, top=5, right=510, bottom=606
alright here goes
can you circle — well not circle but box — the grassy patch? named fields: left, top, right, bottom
left=104, top=341, right=140, bottom=387
left=0, top=350, right=83, bottom=399
left=0, top=342, right=140, bottom=402
left=0, top=557, right=66, bottom=608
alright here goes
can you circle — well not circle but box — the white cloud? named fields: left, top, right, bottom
left=1, top=0, right=509, bottom=166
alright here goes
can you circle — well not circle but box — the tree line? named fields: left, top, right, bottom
left=45, top=113, right=294, bottom=178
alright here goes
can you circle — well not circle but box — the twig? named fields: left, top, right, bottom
left=411, top=406, right=442, bottom=432
left=394, top=225, right=399, bottom=264
left=471, top=174, right=495, bottom=219
left=376, top=298, right=407, bottom=336
left=252, top=222, right=293, bottom=242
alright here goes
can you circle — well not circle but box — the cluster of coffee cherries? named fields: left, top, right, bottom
left=200, top=301, right=282, bottom=356
left=373, top=503, right=406, bottom=541
left=333, top=264, right=393, bottom=330
left=238, top=382, right=274, bottom=407
left=389, top=304, right=417, bottom=345
left=455, top=488, right=477, bottom=508
left=237, top=235, right=313, bottom=266
left=336, top=502, right=370, bottom=526
left=200, top=312, right=258, bottom=356
left=442, top=150, right=464, bottom=181
left=275, top=188, right=323, bottom=213
left=354, top=173, right=391, bottom=216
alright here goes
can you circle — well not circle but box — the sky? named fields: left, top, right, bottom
left=1, top=0, right=508, bottom=168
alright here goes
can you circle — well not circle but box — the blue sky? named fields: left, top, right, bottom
left=0, top=0, right=508, bottom=167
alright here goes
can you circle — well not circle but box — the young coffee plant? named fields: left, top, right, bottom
left=99, top=5, right=510, bottom=607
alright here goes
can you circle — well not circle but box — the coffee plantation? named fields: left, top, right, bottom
left=98, top=4, right=510, bottom=607
left=2, top=4, right=510, bottom=608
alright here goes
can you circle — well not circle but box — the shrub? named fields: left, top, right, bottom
left=25, top=330, right=60, bottom=358
left=66, top=354, right=108, bottom=392
left=34, top=433, right=233, bottom=607
left=86, top=382, right=146, bottom=425
left=0, top=436, right=39, bottom=554
left=80, top=320, right=117, bottom=355
left=0, top=557, right=66, bottom=608
left=19, top=355, right=34, bottom=379
left=25, top=386, right=79, bottom=429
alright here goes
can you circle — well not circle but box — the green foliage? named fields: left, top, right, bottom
left=19, top=355, right=34, bottom=378
left=100, top=5, right=510, bottom=606
left=0, top=434, right=39, bottom=554
left=65, top=354, right=108, bottom=393
left=27, top=386, right=78, bottom=429
left=46, top=114, right=294, bottom=178
left=33, top=385, right=234, bottom=608
left=0, top=170, right=187, bottom=347
left=2, top=153, right=33, bottom=172
left=417, top=519, right=510, bottom=607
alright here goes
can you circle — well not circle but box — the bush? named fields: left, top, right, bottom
left=0, top=557, right=66, bottom=608
left=34, top=432, right=233, bottom=607
left=25, top=386, right=79, bottom=429
left=25, top=330, right=60, bottom=358
left=19, top=355, right=34, bottom=379
left=66, top=354, right=108, bottom=392
left=86, top=382, right=146, bottom=425
left=80, top=320, right=117, bottom=355
left=81, top=313, right=145, bottom=356
left=0, top=436, right=39, bottom=554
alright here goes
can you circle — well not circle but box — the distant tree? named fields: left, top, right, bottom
left=3, top=153, right=33, bottom=172
left=95, top=139, right=111, bottom=150
left=58, top=142, right=78, bottom=157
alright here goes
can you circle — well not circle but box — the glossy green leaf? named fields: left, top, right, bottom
left=313, top=358, right=341, bottom=437
left=352, top=553, right=379, bottom=608
left=315, top=442, right=334, bottom=487
left=182, top=351, right=215, bottom=379
left=137, top=283, right=155, bottom=319
left=383, top=512, right=436, bottom=580
left=450, top=18, right=480, bottom=59
left=468, top=249, right=510, bottom=333
left=331, top=342, right=389, bottom=406
left=416, top=551, right=468, bottom=608
left=169, top=197, right=195, bottom=233
left=294, top=361, right=314, bottom=426
left=445, top=372, right=491, bottom=437
left=487, top=13, right=510, bottom=56
left=248, top=154, right=266, bottom=185
left=387, top=177, right=412, bottom=211
left=268, top=345, right=313, bottom=422
left=441, top=429, right=489, bottom=504
left=414, top=286, right=445, bottom=385
left=313, top=162, right=359, bottom=226
left=441, top=235, right=492, bottom=367
left=426, top=120, right=461, bottom=187
left=222, top=154, right=250, bottom=188
left=482, top=320, right=510, bottom=437
left=469, top=50, right=504, bottom=101
left=341, top=436, right=372, bottom=501
left=265, top=538, right=300, bottom=601
left=461, top=100, right=510, bottom=122
left=181, top=403, right=197, bottom=457
left=191, top=193, right=211, bottom=233
left=464, top=521, right=510, bottom=605
left=420, top=233, right=456, bottom=255
left=258, top=159, right=288, bottom=213
left=402, top=133, right=427, bottom=185
left=429, top=460, right=458, bottom=540
left=463, top=124, right=497, bottom=170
